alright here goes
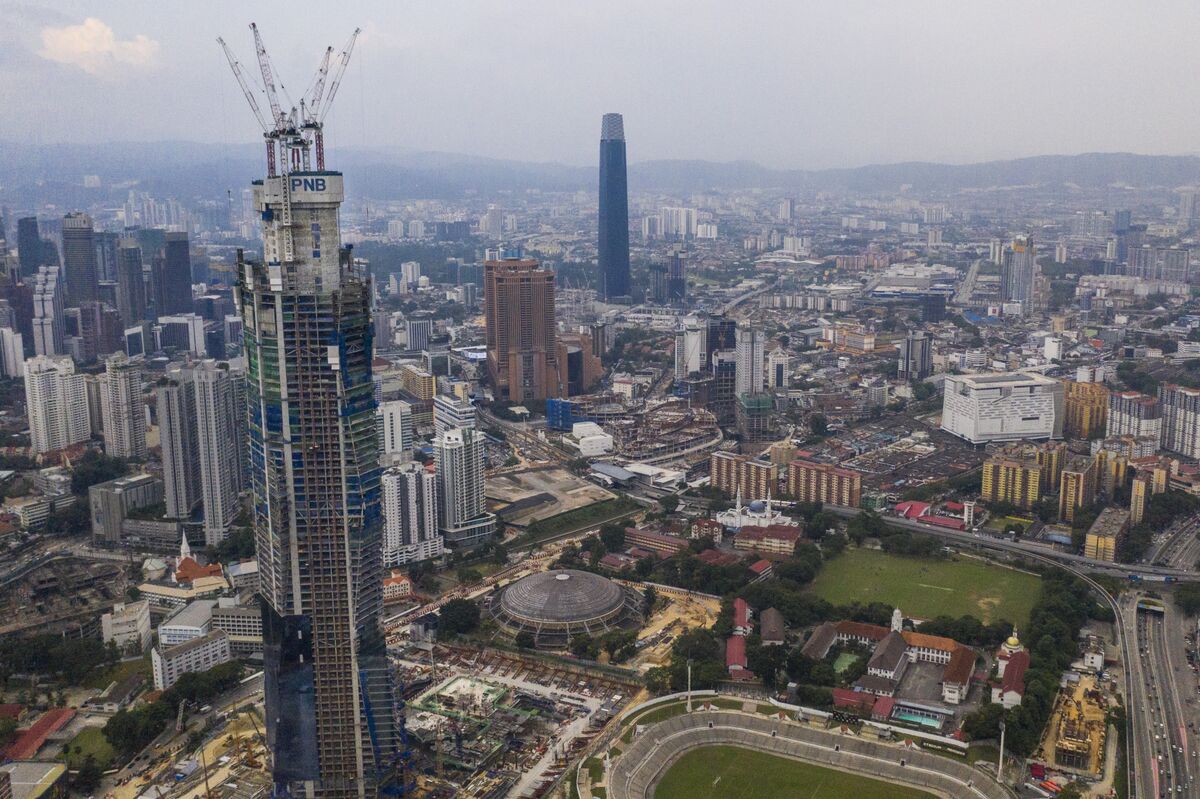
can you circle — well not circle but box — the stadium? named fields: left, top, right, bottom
left=483, top=569, right=643, bottom=648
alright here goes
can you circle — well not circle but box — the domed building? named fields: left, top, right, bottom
left=484, top=569, right=643, bottom=649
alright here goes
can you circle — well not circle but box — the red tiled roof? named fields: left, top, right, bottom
left=922, top=515, right=965, bottom=530
left=895, top=501, right=930, bottom=519
left=733, top=597, right=751, bottom=627
left=5, top=707, right=75, bottom=760
left=749, top=559, right=773, bottom=575
left=902, top=630, right=959, bottom=653
left=871, top=695, right=895, bottom=719
left=0, top=704, right=24, bottom=720
left=1000, top=650, right=1030, bottom=695
left=175, top=556, right=223, bottom=583
left=832, top=688, right=875, bottom=711
left=737, top=526, right=802, bottom=544
left=835, top=620, right=889, bottom=642
left=697, top=549, right=739, bottom=566
left=725, top=636, right=747, bottom=669
left=942, top=647, right=974, bottom=686
left=942, top=501, right=964, bottom=512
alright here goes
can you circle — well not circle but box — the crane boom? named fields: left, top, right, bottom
left=250, top=22, right=286, bottom=130
left=319, top=28, right=361, bottom=123
left=217, top=36, right=270, bottom=133
left=305, top=47, right=334, bottom=121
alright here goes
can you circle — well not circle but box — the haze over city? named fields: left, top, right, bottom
left=3, top=1, right=1200, bottom=168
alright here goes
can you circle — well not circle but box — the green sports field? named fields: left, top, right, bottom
left=806, top=548, right=1039, bottom=626
left=654, top=746, right=936, bottom=799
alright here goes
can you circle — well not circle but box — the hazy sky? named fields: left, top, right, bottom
left=3, top=1, right=1200, bottom=170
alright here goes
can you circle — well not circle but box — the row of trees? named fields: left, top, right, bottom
left=103, top=661, right=244, bottom=761
left=0, top=634, right=119, bottom=685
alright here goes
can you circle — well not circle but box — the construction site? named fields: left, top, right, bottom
left=1037, top=674, right=1110, bottom=776
left=0, top=554, right=128, bottom=638
left=388, top=641, right=642, bottom=798
left=606, top=399, right=722, bottom=466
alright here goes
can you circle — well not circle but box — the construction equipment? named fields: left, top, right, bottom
left=217, top=23, right=360, bottom=176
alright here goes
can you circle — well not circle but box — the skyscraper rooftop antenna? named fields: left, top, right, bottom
left=217, top=24, right=359, bottom=176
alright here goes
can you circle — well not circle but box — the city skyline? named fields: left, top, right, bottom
left=5, top=2, right=1200, bottom=169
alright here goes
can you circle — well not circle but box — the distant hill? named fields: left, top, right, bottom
left=2, top=142, right=1199, bottom=206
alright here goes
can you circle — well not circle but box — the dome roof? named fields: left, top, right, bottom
left=499, top=569, right=626, bottom=625
left=1006, top=635, right=1020, bottom=648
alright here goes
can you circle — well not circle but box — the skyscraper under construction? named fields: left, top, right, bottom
left=224, top=24, right=398, bottom=799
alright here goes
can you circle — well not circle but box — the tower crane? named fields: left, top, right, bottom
left=217, top=23, right=360, bottom=177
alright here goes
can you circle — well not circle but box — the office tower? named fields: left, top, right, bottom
left=1062, top=380, right=1109, bottom=439
left=666, top=246, right=686, bottom=302
left=30, top=265, right=64, bottom=356
left=710, top=350, right=738, bottom=424
left=61, top=212, right=98, bottom=305
left=158, top=232, right=193, bottom=315
left=786, top=460, right=862, bottom=507
left=897, top=331, right=932, bottom=381
left=1159, top=383, right=1200, bottom=459
left=674, top=319, right=705, bottom=379
left=1106, top=391, right=1161, bottom=440
left=650, top=259, right=668, bottom=304
left=941, top=372, right=1064, bottom=444
left=767, top=349, right=789, bottom=390
left=706, top=316, right=736, bottom=355
left=433, top=394, right=475, bottom=437
left=920, top=293, right=946, bottom=323
left=16, top=217, right=40, bottom=277
left=597, top=113, right=630, bottom=301
left=734, top=327, right=764, bottom=397
left=117, top=239, right=147, bottom=326
left=381, top=462, right=443, bottom=566
left=484, top=257, right=558, bottom=402
left=157, top=365, right=200, bottom=519
left=0, top=328, right=23, bottom=378
left=778, top=198, right=794, bottom=221
left=193, top=361, right=240, bottom=545
left=736, top=393, right=774, bottom=443
left=24, top=355, right=90, bottom=453
left=1001, top=235, right=1035, bottom=305
left=433, top=427, right=496, bottom=547
left=95, top=231, right=120, bottom=283
left=238, top=165, right=395, bottom=795
left=378, top=399, right=413, bottom=462
left=99, top=353, right=147, bottom=460
left=73, top=301, right=123, bottom=363
left=405, top=317, right=432, bottom=352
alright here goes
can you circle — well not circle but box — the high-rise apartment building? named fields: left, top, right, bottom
left=1062, top=380, right=1109, bottom=439
left=598, top=113, right=630, bottom=301
left=709, top=451, right=777, bottom=501
left=767, top=348, right=789, bottom=390
left=897, top=331, right=932, bottom=381
left=674, top=319, right=705, bottom=379
left=99, top=353, right=147, bottom=460
left=433, top=427, right=496, bottom=547
left=785, top=460, right=861, bottom=507
left=61, top=212, right=98, bottom=305
left=1106, top=390, right=1161, bottom=440
left=381, top=462, right=443, bottom=566
left=31, top=265, right=64, bottom=356
left=377, top=399, right=413, bottom=462
left=433, top=394, right=475, bottom=436
left=24, top=354, right=90, bottom=453
left=484, top=257, right=557, bottom=402
left=1001, top=235, right=1036, bottom=305
left=734, top=327, right=764, bottom=397
left=981, top=456, right=1042, bottom=509
left=1160, top=383, right=1200, bottom=459
left=193, top=361, right=241, bottom=546
left=1127, top=246, right=1190, bottom=283
left=239, top=168, right=396, bottom=794
left=941, top=372, right=1063, bottom=444
left=157, top=365, right=200, bottom=519
left=404, top=317, right=432, bottom=352
left=1059, top=455, right=1099, bottom=523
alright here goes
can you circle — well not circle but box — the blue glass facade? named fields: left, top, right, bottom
left=598, top=113, right=630, bottom=301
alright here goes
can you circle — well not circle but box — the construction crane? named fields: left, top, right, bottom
left=217, top=23, right=359, bottom=177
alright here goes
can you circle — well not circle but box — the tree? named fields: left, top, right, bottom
left=438, top=599, right=480, bottom=637
left=643, top=585, right=658, bottom=616
left=658, top=495, right=679, bottom=515
left=0, top=717, right=16, bottom=746
left=1175, top=582, right=1200, bottom=615
left=599, top=523, right=626, bottom=552
left=71, top=450, right=129, bottom=495
left=515, top=631, right=535, bottom=649
left=74, top=755, right=103, bottom=793
left=746, top=643, right=787, bottom=689
left=809, top=413, right=829, bottom=437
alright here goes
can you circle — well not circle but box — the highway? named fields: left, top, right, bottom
left=1133, top=600, right=1197, bottom=798
left=1152, top=514, right=1200, bottom=571
left=821, top=505, right=1196, bottom=581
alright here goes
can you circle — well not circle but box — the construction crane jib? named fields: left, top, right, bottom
left=216, top=23, right=361, bottom=177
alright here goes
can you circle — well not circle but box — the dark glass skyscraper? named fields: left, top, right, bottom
left=598, top=113, right=630, bottom=301
left=16, top=217, right=40, bottom=278
left=62, top=212, right=98, bottom=306
left=159, top=231, right=193, bottom=315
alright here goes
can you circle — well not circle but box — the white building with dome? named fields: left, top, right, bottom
left=715, top=491, right=799, bottom=531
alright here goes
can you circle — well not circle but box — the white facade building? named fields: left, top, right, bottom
left=151, top=630, right=231, bottom=691
left=433, top=394, right=475, bottom=437
left=381, top=462, right=444, bottom=566
left=99, top=352, right=147, bottom=460
left=378, top=399, right=413, bottom=463
left=193, top=361, right=241, bottom=545
left=157, top=599, right=216, bottom=647
left=734, top=327, right=764, bottom=397
left=101, top=600, right=152, bottom=653
left=563, top=421, right=613, bottom=457
left=24, top=355, right=91, bottom=454
left=941, top=372, right=1063, bottom=444
left=433, top=427, right=496, bottom=547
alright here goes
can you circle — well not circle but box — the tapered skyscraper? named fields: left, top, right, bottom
left=598, top=113, right=630, bottom=301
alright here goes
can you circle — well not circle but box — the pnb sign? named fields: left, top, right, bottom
left=267, top=172, right=344, bottom=204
